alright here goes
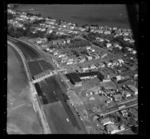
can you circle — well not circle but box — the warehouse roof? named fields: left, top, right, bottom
left=66, top=71, right=104, bottom=83
left=78, top=71, right=99, bottom=77
left=66, top=72, right=81, bottom=84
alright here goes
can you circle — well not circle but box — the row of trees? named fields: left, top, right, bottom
left=67, top=39, right=91, bottom=48
left=7, top=12, right=15, bottom=20
left=7, top=23, right=47, bottom=38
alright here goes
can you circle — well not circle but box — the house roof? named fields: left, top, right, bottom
left=107, top=124, right=119, bottom=132
left=101, top=117, right=112, bottom=124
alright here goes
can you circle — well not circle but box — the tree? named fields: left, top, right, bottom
left=32, top=19, right=45, bottom=25
left=7, top=13, right=15, bottom=20
left=37, top=13, right=42, bottom=17
left=131, top=126, right=138, bottom=134
left=46, top=31, right=57, bottom=41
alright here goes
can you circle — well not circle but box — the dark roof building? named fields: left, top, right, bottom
left=79, top=71, right=104, bottom=82
left=66, top=71, right=105, bottom=85
left=97, top=72, right=105, bottom=81
left=78, top=71, right=99, bottom=77
left=66, top=73, right=82, bottom=86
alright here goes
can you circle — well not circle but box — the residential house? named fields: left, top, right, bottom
left=101, top=117, right=114, bottom=126
left=113, top=94, right=122, bottom=102
left=107, top=124, right=124, bottom=134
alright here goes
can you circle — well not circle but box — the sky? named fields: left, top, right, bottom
left=16, top=4, right=131, bottom=29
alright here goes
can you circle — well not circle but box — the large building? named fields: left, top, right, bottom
left=66, top=71, right=104, bottom=86
left=66, top=73, right=82, bottom=87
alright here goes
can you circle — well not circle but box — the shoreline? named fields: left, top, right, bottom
left=16, top=4, right=131, bottom=29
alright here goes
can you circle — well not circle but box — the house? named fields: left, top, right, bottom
left=91, top=49, right=95, bottom=52
left=58, top=54, right=65, bottom=58
left=36, top=39, right=42, bottom=44
left=124, top=91, right=131, bottom=97
left=95, top=55, right=100, bottom=59
left=98, top=30, right=104, bottom=34
left=127, top=85, right=138, bottom=95
left=106, top=43, right=112, bottom=48
left=107, top=62, right=112, bottom=67
left=124, top=37, right=130, bottom=41
left=104, top=30, right=111, bottom=35
left=129, top=108, right=138, bottom=119
left=113, top=94, right=122, bottom=102
left=68, top=58, right=74, bottom=62
left=66, top=39, right=71, bottom=43
left=51, top=39, right=66, bottom=45
left=86, top=56, right=92, bottom=60
left=115, top=75, right=122, bottom=81
left=112, top=27, right=117, bottom=30
left=86, top=46, right=91, bottom=50
left=90, top=64, right=96, bottom=69
left=103, top=79, right=111, bottom=82
left=46, top=48, right=50, bottom=51
left=66, top=61, right=73, bottom=65
left=101, top=117, right=114, bottom=126
left=121, top=109, right=128, bottom=117
left=79, top=58, right=86, bottom=63
left=96, top=37, right=104, bottom=42
left=101, top=53, right=107, bottom=58
left=107, top=124, right=124, bottom=134
left=53, top=51, right=58, bottom=56
left=82, top=67, right=89, bottom=71
left=129, top=39, right=135, bottom=43
left=118, top=59, right=124, bottom=64
left=132, top=50, right=137, bottom=54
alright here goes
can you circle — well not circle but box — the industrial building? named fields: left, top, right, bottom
left=66, top=71, right=104, bottom=86
left=66, top=73, right=82, bottom=86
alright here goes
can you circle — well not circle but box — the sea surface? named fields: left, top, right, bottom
left=7, top=44, right=28, bottom=96
left=16, top=4, right=131, bottom=29
left=7, top=44, right=43, bottom=134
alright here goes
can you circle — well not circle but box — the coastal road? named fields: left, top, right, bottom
left=8, top=39, right=51, bottom=134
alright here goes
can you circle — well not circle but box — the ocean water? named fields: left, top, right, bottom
left=7, top=45, right=43, bottom=134
left=17, top=4, right=131, bottom=29
left=7, top=44, right=28, bottom=97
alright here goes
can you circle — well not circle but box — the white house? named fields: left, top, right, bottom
left=106, top=43, right=112, bottom=48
